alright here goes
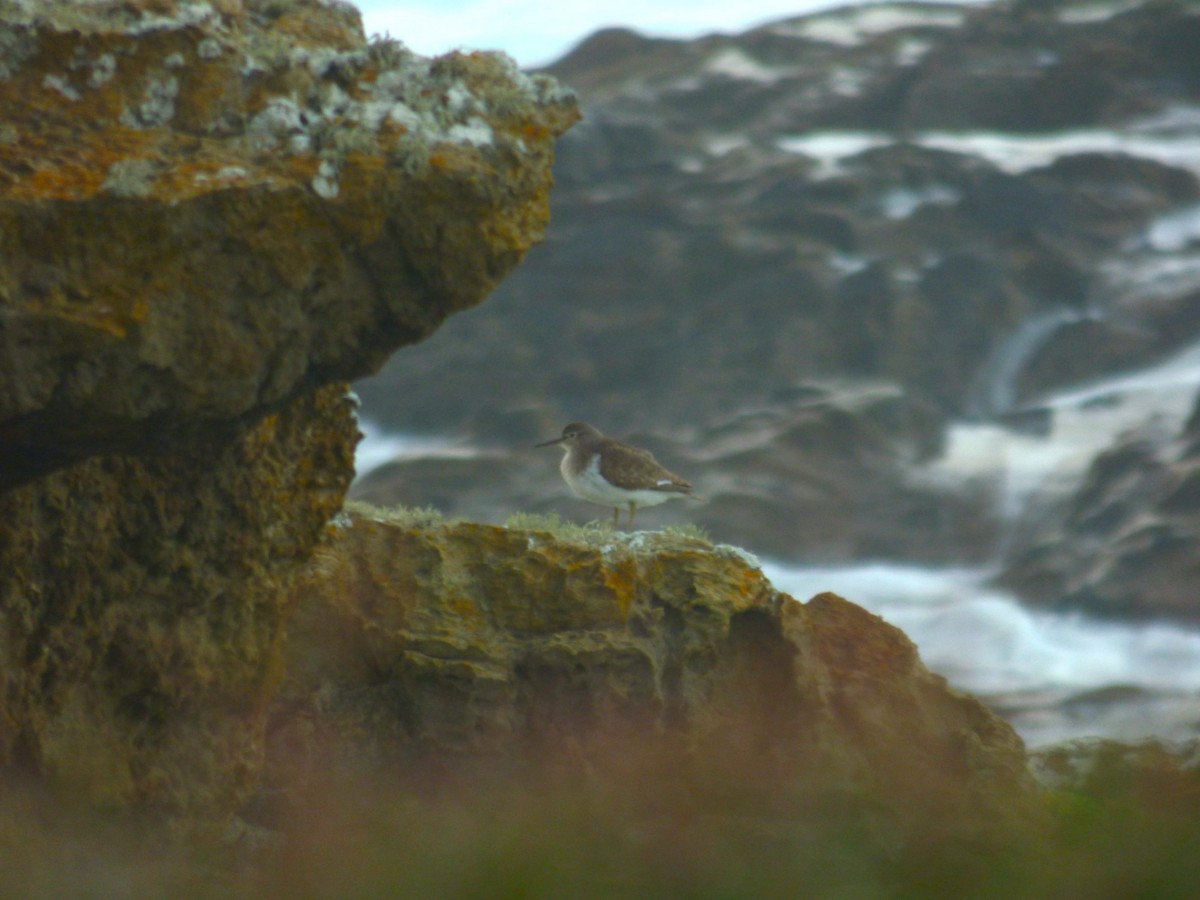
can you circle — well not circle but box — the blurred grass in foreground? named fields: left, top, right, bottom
left=4, top=736, right=1200, bottom=898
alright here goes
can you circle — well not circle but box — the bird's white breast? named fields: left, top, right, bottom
left=562, top=455, right=678, bottom=509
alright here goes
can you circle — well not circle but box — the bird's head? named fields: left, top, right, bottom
left=535, top=421, right=601, bottom=448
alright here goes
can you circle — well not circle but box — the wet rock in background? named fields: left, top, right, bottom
left=997, top=388, right=1200, bottom=621
left=355, top=0, right=1200, bottom=436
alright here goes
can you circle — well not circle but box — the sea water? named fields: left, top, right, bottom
left=764, top=562, right=1200, bottom=746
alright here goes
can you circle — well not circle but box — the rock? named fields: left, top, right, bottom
left=352, top=0, right=1200, bottom=488
left=997, top=403, right=1200, bottom=622
left=684, top=384, right=999, bottom=561
left=0, top=384, right=358, bottom=820
left=0, top=0, right=578, bottom=490
left=877, top=4, right=1166, bottom=131
left=263, top=508, right=1033, bottom=837
left=1011, top=318, right=1159, bottom=407
left=0, top=0, right=577, bottom=826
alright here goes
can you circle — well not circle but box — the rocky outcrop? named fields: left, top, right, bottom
left=264, top=508, right=1033, bottom=837
left=0, top=0, right=577, bottom=490
left=0, top=384, right=357, bottom=818
left=0, top=0, right=576, bottom=824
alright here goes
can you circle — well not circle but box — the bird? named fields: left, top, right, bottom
left=536, top=421, right=701, bottom=529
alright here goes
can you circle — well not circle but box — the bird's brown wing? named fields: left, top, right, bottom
left=599, top=440, right=694, bottom=494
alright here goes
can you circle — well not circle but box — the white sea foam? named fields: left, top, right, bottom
left=765, top=562, right=1200, bottom=743
left=878, top=184, right=960, bottom=219
left=919, top=334, right=1200, bottom=514
left=354, top=419, right=471, bottom=476
left=771, top=5, right=965, bottom=46
left=765, top=563, right=1200, bottom=694
left=778, top=129, right=1200, bottom=177
left=1140, top=203, right=1200, bottom=253
left=777, top=336, right=1200, bottom=744
left=703, top=47, right=789, bottom=83
left=776, top=131, right=890, bottom=177
left=1056, top=0, right=1147, bottom=25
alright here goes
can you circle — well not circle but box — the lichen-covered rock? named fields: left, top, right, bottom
left=0, top=0, right=577, bottom=828
left=0, top=0, right=578, bottom=489
left=268, top=509, right=1033, bottom=836
left=0, top=384, right=357, bottom=821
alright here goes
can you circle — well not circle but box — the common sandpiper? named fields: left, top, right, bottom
left=536, top=421, right=701, bottom=528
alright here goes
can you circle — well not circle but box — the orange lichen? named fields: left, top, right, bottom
left=601, top=558, right=639, bottom=617
left=521, top=121, right=552, bottom=142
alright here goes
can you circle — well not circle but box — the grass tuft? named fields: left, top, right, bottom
left=663, top=522, right=711, bottom=542
left=343, top=499, right=445, bottom=528
left=504, top=511, right=713, bottom=547
left=503, top=511, right=614, bottom=543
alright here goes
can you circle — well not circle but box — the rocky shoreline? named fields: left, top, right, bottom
left=3, top=0, right=1200, bottom=893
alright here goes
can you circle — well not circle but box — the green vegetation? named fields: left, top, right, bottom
left=337, top=504, right=711, bottom=544
left=504, top=510, right=614, bottom=541
left=342, top=498, right=446, bottom=527
left=4, top=740, right=1200, bottom=898
left=506, top=510, right=712, bottom=544
left=366, top=32, right=409, bottom=70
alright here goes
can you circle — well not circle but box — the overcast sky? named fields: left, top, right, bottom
left=355, top=0, right=993, bottom=68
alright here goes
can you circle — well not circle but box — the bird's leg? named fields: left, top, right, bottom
left=611, top=506, right=619, bottom=529
left=628, top=502, right=638, bottom=530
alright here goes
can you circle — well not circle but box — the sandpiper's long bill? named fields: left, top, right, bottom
left=536, top=421, right=701, bottom=529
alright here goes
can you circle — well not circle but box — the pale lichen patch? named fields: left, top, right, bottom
left=714, top=544, right=763, bottom=571
left=232, top=34, right=568, bottom=171
left=342, top=500, right=447, bottom=529
left=87, top=52, right=116, bottom=88
left=197, top=36, right=222, bottom=60
left=42, top=72, right=80, bottom=101
left=120, top=74, right=180, bottom=128
left=311, top=157, right=339, bottom=199
left=0, top=23, right=37, bottom=80
left=3, top=0, right=227, bottom=36
left=100, top=158, right=159, bottom=198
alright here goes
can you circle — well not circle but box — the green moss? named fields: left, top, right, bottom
left=664, top=522, right=711, bottom=542
left=504, top=511, right=712, bottom=547
left=504, top=511, right=614, bottom=543
left=100, top=158, right=159, bottom=197
left=312, top=119, right=379, bottom=156
left=343, top=499, right=446, bottom=528
left=389, top=135, right=432, bottom=174
left=367, top=33, right=408, bottom=70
